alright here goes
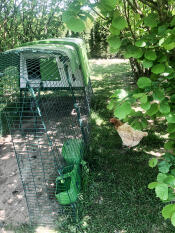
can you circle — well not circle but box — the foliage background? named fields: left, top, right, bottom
left=0, top=0, right=111, bottom=58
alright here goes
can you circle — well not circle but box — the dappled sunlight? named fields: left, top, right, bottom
left=145, top=149, right=164, bottom=157
left=91, top=112, right=105, bottom=126
left=83, top=58, right=175, bottom=232
left=155, top=132, right=169, bottom=139
left=90, top=58, right=129, bottom=65
left=35, top=226, right=57, bottom=233
left=89, top=59, right=135, bottom=99
left=0, top=134, right=29, bottom=226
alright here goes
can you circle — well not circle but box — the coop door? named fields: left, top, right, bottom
left=20, top=53, right=84, bottom=88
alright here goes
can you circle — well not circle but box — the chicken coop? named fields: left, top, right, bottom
left=0, top=38, right=92, bottom=226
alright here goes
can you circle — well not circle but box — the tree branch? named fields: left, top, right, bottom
left=138, top=0, right=157, bottom=10
left=89, top=6, right=107, bottom=21
left=123, top=0, right=136, bottom=40
left=127, top=0, right=143, bottom=16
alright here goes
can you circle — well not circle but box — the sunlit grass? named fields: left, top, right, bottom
left=79, top=59, right=175, bottom=233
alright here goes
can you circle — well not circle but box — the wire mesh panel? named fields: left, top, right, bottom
left=0, top=42, right=92, bottom=226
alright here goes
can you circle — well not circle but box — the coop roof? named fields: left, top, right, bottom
left=2, top=38, right=90, bottom=85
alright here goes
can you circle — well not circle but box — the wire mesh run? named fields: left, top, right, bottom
left=0, top=42, right=92, bottom=226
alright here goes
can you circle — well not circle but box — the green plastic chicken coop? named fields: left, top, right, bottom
left=0, top=38, right=92, bottom=225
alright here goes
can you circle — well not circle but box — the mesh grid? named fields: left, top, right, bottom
left=0, top=44, right=92, bottom=226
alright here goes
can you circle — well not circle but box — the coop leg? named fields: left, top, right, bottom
left=71, top=202, right=84, bottom=233
left=0, top=111, right=2, bottom=137
left=19, top=89, right=26, bottom=131
left=71, top=203, right=79, bottom=223
left=74, top=103, right=87, bottom=144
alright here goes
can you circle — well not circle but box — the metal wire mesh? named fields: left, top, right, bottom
left=0, top=43, right=92, bottom=226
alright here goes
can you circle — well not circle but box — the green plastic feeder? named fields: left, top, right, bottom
left=55, top=164, right=81, bottom=205
left=62, top=139, right=85, bottom=165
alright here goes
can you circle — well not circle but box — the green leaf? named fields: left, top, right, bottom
left=64, top=16, right=85, bottom=32
left=158, top=160, right=172, bottom=173
left=62, top=11, right=76, bottom=23
left=102, top=0, right=117, bottom=9
left=171, top=94, right=175, bottom=102
left=109, top=26, right=120, bottom=35
left=144, top=14, right=158, bottom=28
left=132, top=111, right=143, bottom=117
left=125, top=46, right=143, bottom=59
left=141, top=118, right=148, bottom=128
left=171, top=212, right=175, bottom=226
left=114, top=102, right=132, bottom=120
left=151, top=64, right=165, bottom=74
left=107, top=100, right=116, bottom=110
left=109, top=47, right=120, bottom=53
left=153, top=88, right=165, bottom=101
left=164, top=152, right=175, bottom=162
left=166, top=114, right=175, bottom=123
left=163, top=35, right=175, bottom=50
left=171, top=169, right=175, bottom=176
left=148, top=182, right=158, bottom=189
left=158, top=25, right=168, bottom=35
left=146, top=103, right=159, bottom=116
left=171, top=16, right=175, bottom=26
left=168, top=124, right=175, bottom=133
left=169, top=133, right=175, bottom=139
left=135, top=39, right=146, bottom=48
left=160, top=101, right=170, bottom=114
left=155, top=183, right=168, bottom=200
left=112, top=16, right=127, bottom=30
left=164, top=141, right=174, bottom=151
left=145, top=50, right=157, bottom=61
left=137, top=77, right=152, bottom=89
left=133, top=93, right=144, bottom=99
left=140, top=94, right=147, bottom=104
left=164, top=175, right=175, bottom=186
left=133, top=93, right=147, bottom=103
left=107, top=35, right=121, bottom=49
left=157, top=173, right=167, bottom=183
left=162, top=204, right=175, bottom=220
left=166, top=189, right=175, bottom=202
left=149, top=158, right=158, bottom=168
left=142, top=59, right=153, bottom=68
left=141, top=102, right=151, bottom=111
left=158, top=55, right=167, bottom=63
left=131, top=120, right=142, bottom=130
left=164, top=42, right=175, bottom=51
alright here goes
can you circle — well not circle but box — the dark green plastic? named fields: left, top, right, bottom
left=62, top=139, right=85, bottom=165
left=55, top=165, right=81, bottom=205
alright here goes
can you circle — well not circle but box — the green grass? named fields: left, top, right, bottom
left=77, top=59, right=175, bottom=233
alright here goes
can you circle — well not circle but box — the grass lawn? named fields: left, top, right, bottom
left=3, top=59, right=175, bottom=233
left=78, top=59, right=175, bottom=233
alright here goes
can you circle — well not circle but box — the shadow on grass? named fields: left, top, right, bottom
left=79, top=60, right=175, bottom=233
left=90, top=61, right=135, bottom=98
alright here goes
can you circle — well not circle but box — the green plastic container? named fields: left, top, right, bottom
left=55, top=164, right=81, bottom=205
left=62, top=139, right=85, bottom=165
